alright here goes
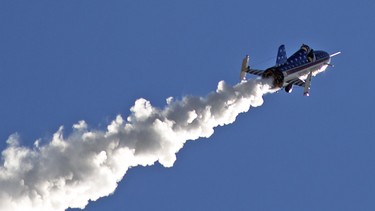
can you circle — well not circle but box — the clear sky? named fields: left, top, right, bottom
left=1, top=1, right=375, bottom=211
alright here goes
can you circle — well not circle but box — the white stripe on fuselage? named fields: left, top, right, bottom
left=283, top=57, right=331, bottom=86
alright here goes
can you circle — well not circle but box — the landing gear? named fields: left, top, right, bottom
left=285, top=83, right=293, bottom=93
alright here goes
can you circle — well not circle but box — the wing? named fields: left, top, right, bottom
left=276, top=45, right=287, bottom=66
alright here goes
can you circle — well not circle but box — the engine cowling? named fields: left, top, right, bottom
left=262, top=67, right=284, bottom=88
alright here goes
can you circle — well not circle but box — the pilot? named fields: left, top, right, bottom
left=307, top=48, right=315, bottom=62
left=301, top=44, right=310, bottom=52
left=301, top=44, right=315, bottom=62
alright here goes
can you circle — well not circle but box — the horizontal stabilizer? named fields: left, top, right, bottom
left=240, top=55, right=249, bottom=81
left=246, top=68, right=264, bottom=76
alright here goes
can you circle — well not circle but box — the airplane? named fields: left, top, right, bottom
left=240, top=44, right=340, bottom=96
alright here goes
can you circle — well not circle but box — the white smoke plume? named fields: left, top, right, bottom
left=0, top=79, right=271, bottom=211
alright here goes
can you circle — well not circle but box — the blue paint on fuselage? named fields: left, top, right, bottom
left=277, top=50, right=330, bottom=74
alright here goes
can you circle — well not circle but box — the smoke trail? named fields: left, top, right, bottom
left=0, top=79, right=271, bottom=211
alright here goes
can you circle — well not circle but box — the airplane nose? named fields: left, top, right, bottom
left=315, top=50, right=330, bottom=60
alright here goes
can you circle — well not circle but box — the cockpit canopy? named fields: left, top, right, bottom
left=300, top=44, right=311, bottom=53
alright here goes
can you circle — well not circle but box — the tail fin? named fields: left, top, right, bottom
left=276, top=45, right=287, bottom=66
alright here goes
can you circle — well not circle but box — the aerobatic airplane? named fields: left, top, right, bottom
left=240, top=44, right=340, bottom=96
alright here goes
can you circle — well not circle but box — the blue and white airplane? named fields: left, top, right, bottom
left=240, top=44, right=340, bottom=96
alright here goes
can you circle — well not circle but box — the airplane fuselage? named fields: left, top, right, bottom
left=241, top=44, right=339, bottom=96
left=282, top=50, right=330, bottom=87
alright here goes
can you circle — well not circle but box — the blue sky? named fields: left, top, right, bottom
left=1, top=1, right=375, bottom=210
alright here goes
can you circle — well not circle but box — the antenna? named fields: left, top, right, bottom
left=330, top=51, right=341, bottom=57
